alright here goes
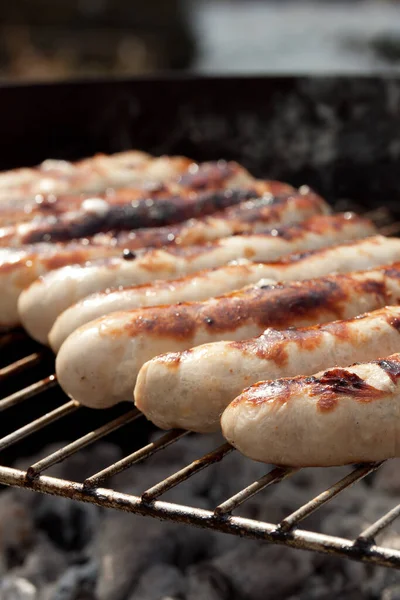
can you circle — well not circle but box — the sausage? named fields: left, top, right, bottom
left=221, top=350, right=400, bottom=467
left=0, top=150, right=150, bottom=191
left=0, top=152, right=198, bottom=201
left=0, top=187, right=325, bottom=247
left=49, top=235, right=400, bottom=352
left=0, top=150, right=153, bottom=200
left=0, top=158, right=256, bottom=219
left=21, top=189, right=326, bottom=345
left=18, top=213, right=374, bottom=342
left=135, top=305, right=400, bottom=433
left=0, top=243, right=123, bottom=328
left=0, top=160, right=262, bottom=230
left=56, top=264, right=400, bottom=409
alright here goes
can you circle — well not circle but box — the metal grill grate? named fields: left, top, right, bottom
left=1, top=209, right=400, bottom=570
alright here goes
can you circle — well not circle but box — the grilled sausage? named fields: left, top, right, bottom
left=221, top=350, right=400, bottom=466
left=49, top=235, right=400, bottom=352
left=0, top=160, right=262, bottom=231
left=18, top=213, right=375, bottom=341
left=136, top=305, right=400, bottom=432
left=0, top=150, right=150, bottom=191
left=0, top=152, right=199, bottom=201
left=56, top=264, right=400, bottom=409
left=0, top=187, right=325, bottom=247
left=0, top=243, right=123, bottom=328
left=0, top=157, right=256, bottom=218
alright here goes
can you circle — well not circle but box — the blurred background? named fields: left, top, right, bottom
left=2, top=0, right=400, bottom=79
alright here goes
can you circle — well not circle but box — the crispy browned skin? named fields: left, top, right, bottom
left=0, top=187, right=321, bottom=248
left=228, top=305, right=400, bottom=366
left=0, top=160, right=290, bottom=229
left=86, top=190, right=328, bottom=249
left=222, top=351, right=400, bottom=466
left=104, top=268, right=392, bottom=342
left=234, top=359, right=400, bottom=412
left=3, top=213, right=371, bottom=285
left=124, top=213, right=373, bottom=261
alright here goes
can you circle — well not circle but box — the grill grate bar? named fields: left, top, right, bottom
left=1, top=464, right=400, bottom=569
left=0, top=352, right=42, bottom=378
left=0, top=375, right=57, bottom=412
left=27, top=409, right=141, bottom=479
left=215, top=465, right=298, bottom=516
left=0, top=400, right=78, bottom=452
left=84, top=428, right=188, bottom=489
left=278, top=462, right=383, bottom=533
left=357, top=504, right=400, bottom=544
left=141, top=441, right=233, bottom=502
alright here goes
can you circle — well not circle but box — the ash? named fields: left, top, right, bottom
left=1, top=434, right=400, bottom=600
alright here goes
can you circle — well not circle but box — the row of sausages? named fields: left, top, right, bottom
left=2, top=150, right=400, bottom=467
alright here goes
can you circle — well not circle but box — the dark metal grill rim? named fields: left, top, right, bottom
left=0, top=212, right=400, bottom=569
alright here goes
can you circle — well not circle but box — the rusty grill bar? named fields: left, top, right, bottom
left=1, top=216, right=400, bottom=570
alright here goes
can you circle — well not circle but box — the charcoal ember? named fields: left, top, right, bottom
left=211, top=542, right=313, bottom=600
left=11, top=443, right=121, bottom=552
left=0, top=490, right=35, bottom=572
left=11, top=533, right=67, bottom=586
left=94, top=511, right=211, bottom=600
left=323, top=492, right=400, bottom=544
left=0, top=576, right=37, bottom=600
left=373, top=459, right=400, bottom=496
left=287, top=574, right=339, bottom=600
left=33, top=496, right=99, bottom=552
left=308, top=553, right=370, bottom=599
left=128, top=563, right=185, bottom=600
left=186, top=563, right=231, bottom=600
left=382, top=585, right=400, bottom=600
left=365, top=570, right=400, bottom=600
left=51, top=559, right=98, bottom=600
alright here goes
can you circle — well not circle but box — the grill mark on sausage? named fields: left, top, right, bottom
left=91, top=191, right=322, bottom=250
left=231, top=378, right=297, bottom=407
left=260, top=235, right=384, bottom=267
left=130, top=213, right=371, bottom=263
left=310, top=369, right=385, bottom=412
left=107, top=273, right=379, bottom=341
left=375, top=358, right=400, bottom=382
left=237, top=367, right=385, bottom=411
left=20, top=189, right=259, bottom=244
left=223, top=278, right=393, bottom=362
left=10, top=187, right=322, bottom=247
left=387, top=316, right=400, bottom=332
left=176, top=161, right=247, bottom=189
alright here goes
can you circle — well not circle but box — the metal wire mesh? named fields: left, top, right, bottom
left=1, top=213, right=400, bottom=570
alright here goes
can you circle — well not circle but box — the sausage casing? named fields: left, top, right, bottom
left=57, top=263, right=400, bottom=409
left=49, top=235, right=400, bottom=352
left=18, top=213, right=374, bottom=340
left=135, top=305, right=400, bottom=432
left=221, top=350, right=400, bottom=466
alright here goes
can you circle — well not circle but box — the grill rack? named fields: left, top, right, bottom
left=1, top=209, right=400, bottom=570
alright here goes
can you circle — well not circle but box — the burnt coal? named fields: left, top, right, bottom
left=1, top=436, right=400, bottom=599
left=128, top=564, right=185, bottom=600
left=52, top=559, right=98, bottom=600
